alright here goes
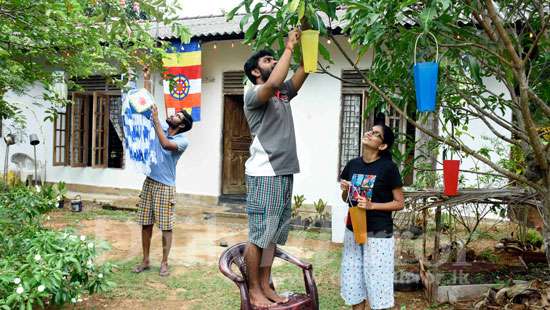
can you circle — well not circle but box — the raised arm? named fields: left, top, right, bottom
left=290, top=60, right=308, bottom=93
left=151, top=105, right=179, bottom=151
left=255, top=29, right=300, bottom=103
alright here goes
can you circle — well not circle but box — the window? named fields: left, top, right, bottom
left=53, top=107, right=71, bottom=166
left=53, top=76, right=124, bottom=168
left=339, top=70, right=415, bottom=185
left=339, top=70, right=369, bottom=173
left=339, top=94, right=363, bottom=170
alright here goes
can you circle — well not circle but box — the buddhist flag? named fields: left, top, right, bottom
left=163, top=41, right=201, bottom=121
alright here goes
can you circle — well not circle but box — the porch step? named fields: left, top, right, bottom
left=218, top=194, right=246, bottom=205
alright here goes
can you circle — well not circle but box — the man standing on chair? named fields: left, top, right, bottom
left=242, top=28, right=308, bottom=307
left=133, top=105, right=193, bottom=277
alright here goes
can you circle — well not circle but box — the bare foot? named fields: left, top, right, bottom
left=159, top=262, right=170, bottom=277
left=249, top=288, right=275, bottom=308
left=132, top=261, right=150, bottom=273
left=262, top=286, right=289, bottom=304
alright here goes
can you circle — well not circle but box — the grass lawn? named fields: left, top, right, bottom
left=47, top=205, right=466, bottom=309
left=96, top=248, right=345, bottom=309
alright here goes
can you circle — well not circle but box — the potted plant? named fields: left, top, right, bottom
left=313, top=198, right=329, bottom=228
left=54, top=181, right=68, bottom=209
left=292, top=194, right=306, bottom=226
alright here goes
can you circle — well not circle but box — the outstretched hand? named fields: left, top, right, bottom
left=286, top=28, right=300, bottom=50
left=151, top=104, right=159, bottom=122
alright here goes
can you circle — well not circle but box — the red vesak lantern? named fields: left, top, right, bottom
left=443, top=159, right=460, bottom=196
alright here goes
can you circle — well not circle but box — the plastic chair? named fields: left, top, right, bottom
left=219, top=242, right=319, bottom=310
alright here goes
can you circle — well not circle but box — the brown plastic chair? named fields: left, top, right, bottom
left=218, top=242, right=319, bottom=310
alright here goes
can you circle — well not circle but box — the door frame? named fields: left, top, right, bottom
left=220, top=71, right=247, bottom=198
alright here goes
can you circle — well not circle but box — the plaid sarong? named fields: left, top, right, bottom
left=137, top=177, right=176, bottom=230
left=246, top=175, right=293, bottom=249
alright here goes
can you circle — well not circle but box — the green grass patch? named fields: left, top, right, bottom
left=288, top=229, right=331, bottom=241
left=101, top=259, right=169, bottom=300
left=53, top=207, right=135, bottom=223
left=97, top=248, right=347, bottom=309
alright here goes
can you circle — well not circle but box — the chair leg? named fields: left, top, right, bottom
left=238, top=283, right=252, bottom=310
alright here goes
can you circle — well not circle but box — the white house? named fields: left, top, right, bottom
left=0, top=14, right=512, bottom=242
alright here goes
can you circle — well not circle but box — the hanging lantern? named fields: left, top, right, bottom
left=443, top=159, right=460, bottom=196
left=300, top=30, right=319, bottom=73
left=413, top=32, right=439, bottom=112
left=349, top=207, right=367, bottom=244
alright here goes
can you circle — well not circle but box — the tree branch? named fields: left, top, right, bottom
left=466, top=0, right=498, bottom=41
left=439, top=41, right=513, bottom=68
left=465, top=96, right=529, bottom=141
left=484, top=0, right=523, bottom=67
left=474, top=107, right=524, bottom=147
left=518, top=81, right=548, bottom=172
left=318, top=62, right=365, bottom=86
left=415, top=168, right=505, bottom=178
left=326, top=32, right=543, bottom=192
left=528, top=89, right=550, bottom=118
left=451, top=102, right=524, bottom=148
left=524, top=15, right=550, bottom=63
left=472, top=55, right=519, bottom=106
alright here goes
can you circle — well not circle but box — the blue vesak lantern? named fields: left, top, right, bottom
left=413, top=32, right=439, bottom=112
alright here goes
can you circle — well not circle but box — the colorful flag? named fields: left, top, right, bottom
left=163, top=41, right=201, bottom=121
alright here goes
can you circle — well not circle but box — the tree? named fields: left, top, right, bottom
left=228, top=0, right=550, bottom=266
left=0, top=0, right=190, bottom=124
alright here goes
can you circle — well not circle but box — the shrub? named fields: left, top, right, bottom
left=526, top=229, right=543, bottom=249
left=0, top=184, right=113, bottom=309
left=478, top=249, right=498, bottom=263
left=291, top=194, right=305, bottom=218
left=313, top=199, right=329, bottom=222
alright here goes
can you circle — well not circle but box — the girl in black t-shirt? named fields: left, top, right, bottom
left=339, top=123, right=404, bottom=310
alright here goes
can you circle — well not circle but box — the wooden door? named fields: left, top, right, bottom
left=222, top=95, right=252, bottom=194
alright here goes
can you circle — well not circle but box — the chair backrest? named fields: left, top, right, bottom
left=219, top=242, right=248, bottom=283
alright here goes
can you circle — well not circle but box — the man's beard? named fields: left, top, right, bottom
left=166, top=117, right=179, bottom=129
left=260, top=67, right=272, bottom=82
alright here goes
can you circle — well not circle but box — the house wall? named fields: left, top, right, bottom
left=0, top=36, right=512, bottom=243
left=437, top=76, right=512, bottom=189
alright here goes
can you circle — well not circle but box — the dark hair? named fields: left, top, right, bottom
left=178, top=109, right=193, bottom=133
left=244, top=50, right=274, bottom=84
left=374, top=122, right=395, bottom=160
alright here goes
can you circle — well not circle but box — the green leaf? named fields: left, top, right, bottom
left=467, top=56, right=483, bottom=85
left=419, top=6, right=436, bottom=32
left=226, top=5, right=241, bottom=21
left=239, top=14, right=250, bottom=31
left=438, top=0, right=452, bottom=11
left=289, top=0, right=300, bottom=13
left=252, top=2, right=263, bottom=20
left=6, top=294, right=17, bottom=305
left=298, top=0, right=306, bottom=20
left=318, top=43, right=333, bottom=64
left=244, top=18, right=261, bottom=41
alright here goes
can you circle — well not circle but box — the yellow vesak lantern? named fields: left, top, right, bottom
left=349, top=207, right=367, bottom=244
left=300, top=29, right=319, bottom=73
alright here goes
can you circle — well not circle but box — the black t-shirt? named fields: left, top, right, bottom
left=340, top=156, right=403, bottom=238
